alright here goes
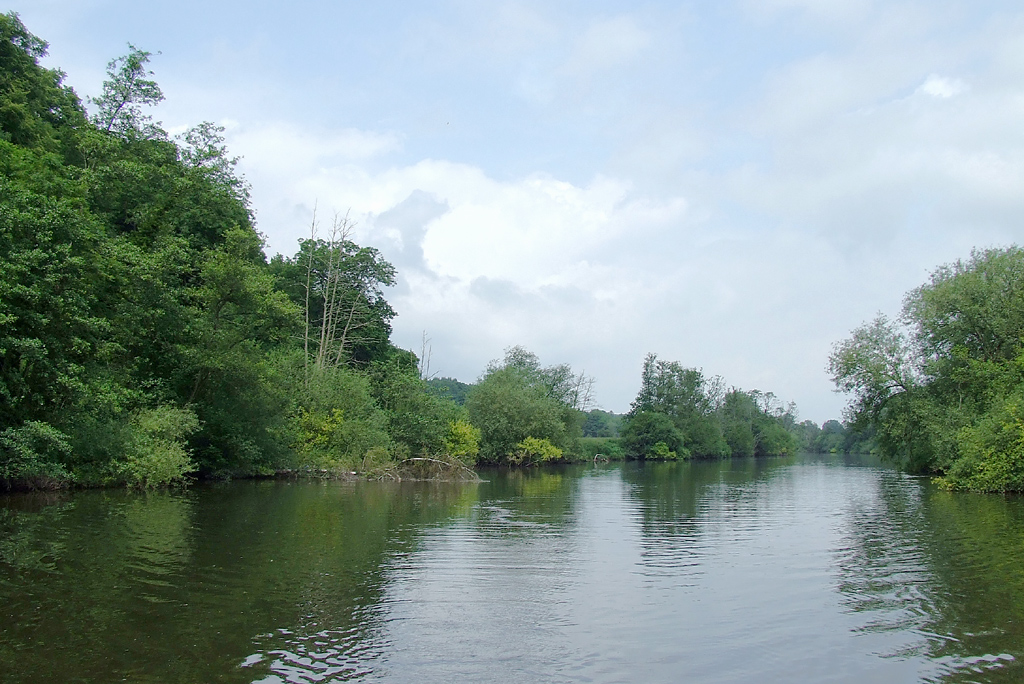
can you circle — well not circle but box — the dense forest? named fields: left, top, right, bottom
left=0, top=15, right=857, bottom=489
left=831, top=247, right=1024, bottom=492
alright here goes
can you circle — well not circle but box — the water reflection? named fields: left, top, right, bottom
left=834, top=471, right=1024, bottom=682
left=2, top=457, right=1024, bottom=683
left=0, top=481, right=480, bottom=683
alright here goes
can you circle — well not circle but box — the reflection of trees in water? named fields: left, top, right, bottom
left=470, top=466, right=583, bottom=534
left=0, top=492, right=73, bottom=574
left=615, top=457, right=797, bottom=583
left=207, top=480, right=481, bottom=683
left=618, top=456, right=797, bottom=528
left=1, top=490, right=201, bottom=682
left=834, top=472, right=1024, bottom=682
left=0, top=481, right=480, bottom=684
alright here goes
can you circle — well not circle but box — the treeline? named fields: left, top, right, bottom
left=792, top=419, right=874, bottom=455
left=0, top=16, right=855, bottom=489
left=617, top=354, right=799, bottom=460
left=831, top=247, right=1024, bottom=492
left=0, top=15, right=479, bottom=488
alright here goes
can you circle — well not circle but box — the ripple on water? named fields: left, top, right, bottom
left=244, top=624, right=387, bottom=683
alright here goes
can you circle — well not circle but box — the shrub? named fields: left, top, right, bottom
left=579, top=437, right=625, bottom=461
left=512, top=436, right=563, bottom=465
left=0, top=421, right=73, bottom=488
left=445, top=418, right=481, bottom=464
left=938, top=398, right=1024, bottom=492
left=117, top=405, right=200, bottom=488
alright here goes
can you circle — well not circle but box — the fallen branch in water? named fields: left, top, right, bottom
left=396, top=456, right=481, bottom=482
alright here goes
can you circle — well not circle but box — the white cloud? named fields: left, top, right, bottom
left=232, top=122, right=685, bottom=292
left=917, top=73, right=967, bottom=98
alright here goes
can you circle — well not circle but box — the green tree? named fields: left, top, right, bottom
left=269, top=215, right=396, bottom=374
left=0, top=23, right=304, bottom=485
left=0, top=12, right=87, bottom=156
left=426, top=376, right=472, bottom=405
left=831, top=247, right=1024, bottom=490
left=89, top=44, right=163, bottom=138
left=625, top=354, right=729, bottom=457
left=465, top=347, right=586, bottom=463
left=582, top=409, right=622, bottom=437
left=368, top=350, right=461, bottom=458
left=620, top=410, right=685, bottom=459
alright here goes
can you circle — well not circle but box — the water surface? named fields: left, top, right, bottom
left=2, top=454, right=1023, bottom=682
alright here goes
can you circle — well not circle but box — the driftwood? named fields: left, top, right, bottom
left=362, top=456, right=481, bottom=482
left=395, top=457, right=481, bottom=482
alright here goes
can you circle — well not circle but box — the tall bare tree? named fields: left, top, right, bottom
left=298, top=211, right=396, bottom=375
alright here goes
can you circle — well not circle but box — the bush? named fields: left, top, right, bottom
left=512, top=436, right=563, bottom=465
left=369, top=354, right=460, bottom=456
left=116, top=405, right=200, bottom=488
left=938, top=398, right=1024, bottom=492
left=620, top=411, right=683, bottom=459
left=650, top=441, right=685, bottom=460
left=0, top=421, right=73, bottom=488
left=466, top=367, right=573, bottom=462
left=579, top=437, right=625, bottom=461
left=276, top=355, right=392, bottom=470
left=445, top=418, right=481, bottom=464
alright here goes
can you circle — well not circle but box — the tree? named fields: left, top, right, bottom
left=830, top=247, right=1024, bottom=489
left=625, top=354, right=729, bottom=457
left=620, top=410, right=684, bottom=459
left=0, top=12, right=87, bottom=156
left=582, top=409, right=622, bottom=438
left=426, top=376, right=472, bottom=405
left=271, top=213, right=396, bottom=377
left=465, top=347, right=587, bottom=463
left=0, top=21, right=306, bottom=485
left=89, top=44, right=163, bottom=138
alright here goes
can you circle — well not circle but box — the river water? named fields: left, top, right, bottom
left=2, top=454, right=1023, bottom=683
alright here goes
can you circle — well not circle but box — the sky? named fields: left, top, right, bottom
left=15, top=0, right=1024, bottom=423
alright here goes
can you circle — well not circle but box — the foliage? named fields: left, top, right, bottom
left=831, top=247, right=1024, bottom=491
left=276, top=353, right=391, bottom=470
left=626, top=354, right=730, bottom=457
left=368, top=352, right=461, bottom=458
left=621, top=410, right=684, bottom=459
left=939, top=395, right=1024, bottom=493
left=465, top=347, right=586, bottom=464
left=89, top=44, right=164, bottom=138
left=0, top=21, right=404, bottom=485
left=0, top=12, right=87, bottom=156
left=116, top=405, right=199, bottom=488
left=269, top=213, right=396, bottom=372
left=579, top=437, right=625, bottom=461
left=794, top=419, right=875, bottom=454
left=582, top=409, right=622, bottom=437
left=0, top=420, right=72, bottom=488
left=648, top=441, right=679, bottom=460
left=621, top=354, right=796, bottom=460
left=490, top=345, right=594, bottom=411
left=445, top=418, right=481, bottom=464
left=512, top=436, right=563, bottom=465
left=426, top=376, right=472, bottom=405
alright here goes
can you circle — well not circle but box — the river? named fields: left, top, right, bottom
left=2, top=454, right=1023, bottom=683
